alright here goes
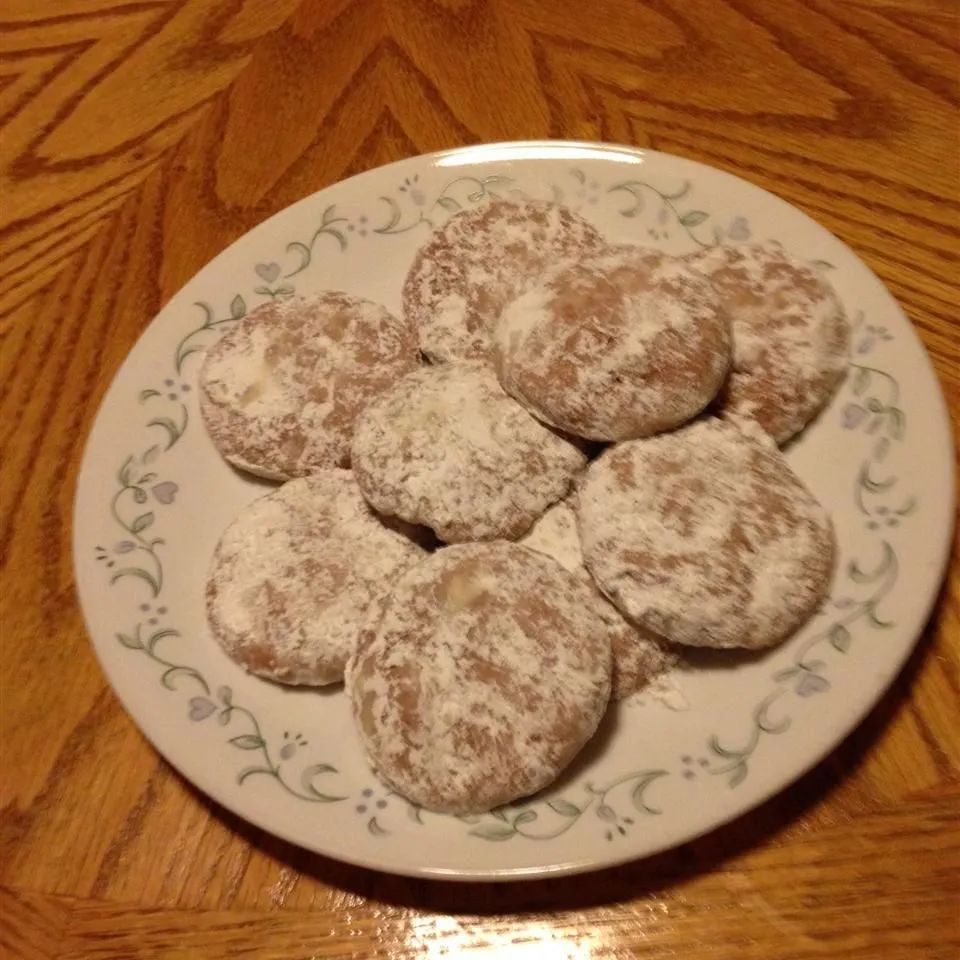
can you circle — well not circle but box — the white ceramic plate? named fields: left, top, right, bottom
left=74, top=141, right=954, bottom=881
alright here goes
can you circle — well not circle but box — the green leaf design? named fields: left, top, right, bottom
left=147, top=414, right=185, bottom=450
left=887, top=407, right=906, bottom=440
left=489, top=808, right=509, bottom=822
left=680, top=210, right=708, bottom=227
left=829, top=624, right=852, bottom=653
left=139, top=389, right=162, bottom=402
left=753, top=690, right=791, bottom=737
left=321, top=226, right=347, bottom=251
left=117, top=632, right=144, bottom=650
left=145, top=628, right=179, bottom=655
left=237, top=766, right=274, bottom=785
left=630, top=771, right=668, bottom=814
left=546, top=799, right=580, bottom=817
left=160, top=666, right=207, bottom=692
left=368, top=817, right=389, bottom=837
left=175, top=343, right=207, bottom=374
left=435, top=195, right=461, bottom=213
left=513, top=810, right=538, bottom=826
left=849, top=542, right=895, bottom=585
left=230, top=734, right=266, bottom=750
left=708, top=734, right=741, bottom=759
left=303, top=762, right=336, bottom=776
left=195, top=301, right=216, bottom=328
left=374, top=196, right=402, bottom=233
left=597, top=804, right=617, bottom=822
left=469, top=822, right=517, bottom=841
left=661, top=180, right=690, bottom=201
left=131, top=512, right=154, bottom=533
left=408, top=804, right=424, bottom=824
left=300, top=764, right=347, bottom=802
left=118, top=456, right=135, bottom=487
left=728, top=763, right=748, bottom=788
left=867, top=605, right=895, bottom=629
left=285, top=241, right=311, bottom=275
left=230, top=294, right=246, bottom=319
left=110, top=567, right=160, bottom=596
left=853, top=367, right=871, bottom=396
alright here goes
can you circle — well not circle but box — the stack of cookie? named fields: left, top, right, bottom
left=200, top=198, right=850, bottom=815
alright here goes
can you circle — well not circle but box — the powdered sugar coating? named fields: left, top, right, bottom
left=347, top=542, right=612, bottom=813
left=687, top=242, right=850, bottom=444
left=494, top=247, right=732, bottom=441
left=578, top=419, right=835, bottom=650
left=520, top=498, right=676, bottom=699
left=199, top=293, right=419, bottom=480
left=403, top=198, right=607, bottom=362
left=206, top=471, right=425, bottom=685
left=351, top=362, right=587, bottom=542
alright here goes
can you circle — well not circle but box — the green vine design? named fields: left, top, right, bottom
left=374, top=174, right=514, bottom=235
left=116, top=623, right=208, bottom=693
left=854, top=439, right=916, bottom=521
left=139, top=390, right=188, bottom=450
left=108, top=457, right=166, bottom=596
left=849, top=364, right=905, bottom=440
left=457, top=770, right=668, bottom=842
left=607, top=179, right=717, bottom=247
left=115, top=632, right=348, bottom=804
left=285, top=204, right=349, bottom=277
left=214, top=686, right=348, bottom=803
left=708, top=353, right=910, bottom=789
left=367, top=816, right=389, bottom=837
left=781, top=540, right=898, bottom=678
left=173, top=298, right=248, bottom=375
left=707, top=691, right=790, bottom=788
left=708, top=536, right=901, bottom=788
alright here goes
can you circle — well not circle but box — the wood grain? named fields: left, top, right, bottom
left=1, top=1, right=958, bottom=958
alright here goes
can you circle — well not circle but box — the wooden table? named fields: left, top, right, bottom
left=2, top=1, right=958, bottom=957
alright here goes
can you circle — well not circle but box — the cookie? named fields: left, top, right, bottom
left=494, top=247, right=732, bottom=441
left=199, top=293, right=418, bottom=480
left=403, top=198, right=606, bottom=363
left=347, top=541, right=612, bottom=814
left=687, top=241, right=849, bottom=444
left=520, top=497, right=676, bottom=699
left=206, top=470, right=425, bottom=685
left=578, top=419, right=835, bottom=650
left=351, top=362, right=587, bottom=542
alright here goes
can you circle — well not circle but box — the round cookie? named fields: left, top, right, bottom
left=199, top=293, right=418, bottom=480
left=578, top=419, right=835, bottom=650
left=687, top=241, right=849, bottom=444
left=520, top=497, right=675, bottom=699
left=206, top=470, right=425, bottom=685
left=403, top=198, right=607, bottom=363
left=351, top=362, right=587, bottom=542
left=494, top=247, right=732, bottom=441
left=347, top=541, right=612, bottom=814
